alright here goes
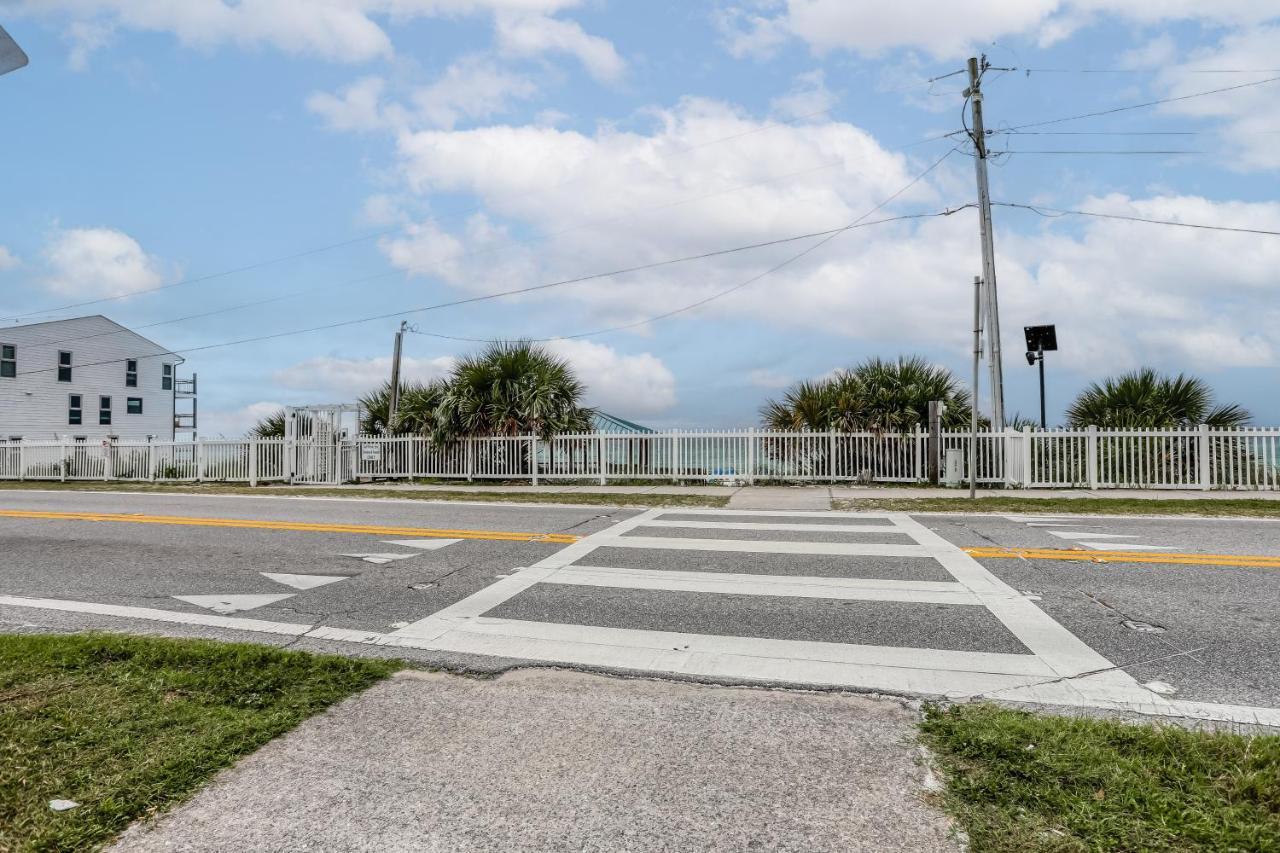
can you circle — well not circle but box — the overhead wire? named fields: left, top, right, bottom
left=994, top=201, right=1280, bottom=237
left=406, top=148, right=967, bottom=345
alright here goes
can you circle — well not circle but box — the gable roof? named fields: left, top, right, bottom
left=4, top=315, right=183, bottom=361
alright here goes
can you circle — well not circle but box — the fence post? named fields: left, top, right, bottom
left=249, top=438, right=259, bottom=487
left=466, top=438, right=474, bottom=482
left=598, top=434, right=607, bottom=486
left=1198, top=423, right=1212, bottom=490
left=672, top=432, right=681, bottom=483
left=103, top=441, right=112, bottom=481
left=407, top=437, right=416, bottom=481
left=1087, top=425, right=1099, bottom=490
left=1020, top=426, right=1034, bottom=487
left=18, top=441, right=24, bottom=482
left=746, top=427, right=756, bottom=485
left=60, top=439, right=68, bottom=483
left=828, top=431, right=836, bottom=482
left=530, top=436, right=539, bottom=486
left=196, top=439, right=205, bottom=482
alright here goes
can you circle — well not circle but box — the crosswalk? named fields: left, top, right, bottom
left=385, top=508, right=1153, bottom=703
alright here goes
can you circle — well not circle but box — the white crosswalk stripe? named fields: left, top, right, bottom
left=386, top=508, right=1164, bottom=706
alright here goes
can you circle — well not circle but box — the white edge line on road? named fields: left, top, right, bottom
left=599, top=536, right=933, bottom=557
left=3, top=593, right=1278, bottom=727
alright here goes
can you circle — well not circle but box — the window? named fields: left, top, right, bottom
left=0, top=344, right=14, bottom=378
left=162, top=363, right=173, bottom=391
left=69, top=394, right=82, bottom=426
left=125, top=359, right=138, bottom=387
left=99, top=396, right=111, bottom=426
left=57, top=351, right=72, bottom=382
left=127, top=397, right=143, bottom=415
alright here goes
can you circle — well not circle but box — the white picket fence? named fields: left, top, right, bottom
left=1, top=426, right=1277, bottom=489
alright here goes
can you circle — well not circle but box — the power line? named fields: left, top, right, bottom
left=993, top=149, right=1205, bottom=155
left=12, top=203, right=962, bottom=377
left=6, top=156, right=878, bottom=355
left=1019, top=67, right=1280, bottom=74
left=2, top=104, right=890, bottom=325
left=410, top=149, right=967, bottom=345
left=995, top=201, right=1280, bottom=237
left=0, top=226, right=404, bottom=323
left=1006, top=73, right=1280, bottom=132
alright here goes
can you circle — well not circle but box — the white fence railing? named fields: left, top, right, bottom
left=1, top=426, right=1277, bottom=489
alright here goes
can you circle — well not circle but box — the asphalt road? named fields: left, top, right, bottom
left=1, top=488, right=1277, bottom=719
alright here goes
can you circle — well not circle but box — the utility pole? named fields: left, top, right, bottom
left=386, top=321, right=407, bottom=435
left=965, top=56, right=1006, bottom=431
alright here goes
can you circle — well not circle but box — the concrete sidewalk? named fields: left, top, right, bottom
left=332, top=481, right=1280, bottom=511
left=112, top=670, right=961, bottom=853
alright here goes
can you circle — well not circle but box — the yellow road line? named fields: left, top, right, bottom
left=0, top=509, right=580, bottom=544
left=965, top=546, right=1280, bottom=569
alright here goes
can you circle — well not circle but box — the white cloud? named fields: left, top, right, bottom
left=307, top=76, right=394, bottom=132
left=308, top=59, right=537, bottom=133
left=545, top=339, right=676, bottom=415
left=1149, top=26, right=1280, bottom=171
left=495, top=12, right=624, bottom=81
left=413, top=56, right=539, bottom=128
left=273, top=354, right=456, bottom=398
left=748, top=368, right=792, bottom=389
left=769, top=69, right=836, bottom=120
left=199, top=401, right=285, bottom=438
left=19, top=1, right=605, bottom=66
left=42, top=227, right=166, bottom=298
left=718, top=1, right=1280, bottom=59
left=0, top=246, right=19, bottom=271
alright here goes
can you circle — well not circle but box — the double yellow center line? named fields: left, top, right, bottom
left=0, top=509, right=581, bottom=544
left=965, top=546, right=1280, bottom=569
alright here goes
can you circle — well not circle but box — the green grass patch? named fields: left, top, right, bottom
left=0, top=633, right=399, bottom=852
left=921, top=703, right=1280, bottom=852
left=0, top=481, right=729, bottom=509
left=833, top=496, right=1280, bottom=518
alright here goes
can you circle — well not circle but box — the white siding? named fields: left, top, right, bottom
left=0, top=316, right=181, bottom=440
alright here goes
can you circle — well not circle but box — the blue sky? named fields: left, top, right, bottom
left=1, top=1, right=1278, bottom=435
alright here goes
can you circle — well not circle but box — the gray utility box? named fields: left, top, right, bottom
left=943, top=449, right=965, bottom=486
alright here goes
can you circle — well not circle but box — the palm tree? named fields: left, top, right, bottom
left=1066, top=368, right=1250, bottom=429
left=249, top=409, right=286, bottom=438
left=433, top=341, right=593, bottom=442
left=358, top=380, right=442, bottom=434
left=760, top=356, right=974, bottom=432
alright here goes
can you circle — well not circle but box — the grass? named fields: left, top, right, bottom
left=833, top=496, right=1280, bottom=518
left=0, top=480, right=729, bottom=508
left=920, top=703, right=1280, bottom=852
left=0, top=633, right=399, bottom=852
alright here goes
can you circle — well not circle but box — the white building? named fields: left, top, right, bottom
left=0, top=315, right=195, bottom=441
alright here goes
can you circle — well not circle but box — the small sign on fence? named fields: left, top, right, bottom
left=360, top=442, right=382, bottom=462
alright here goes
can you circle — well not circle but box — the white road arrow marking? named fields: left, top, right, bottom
left=342, top=553, right=420, bottom=565
left=260, top=573, right=350, bottom=590
left=172, top=594, right=294, bottom=614
left=382, top=539, right=463, bottom=550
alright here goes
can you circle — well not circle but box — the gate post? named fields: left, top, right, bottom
left=1198, top=423, right=1212, bottom=490
left=249, top=438, right=259, bottom=487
